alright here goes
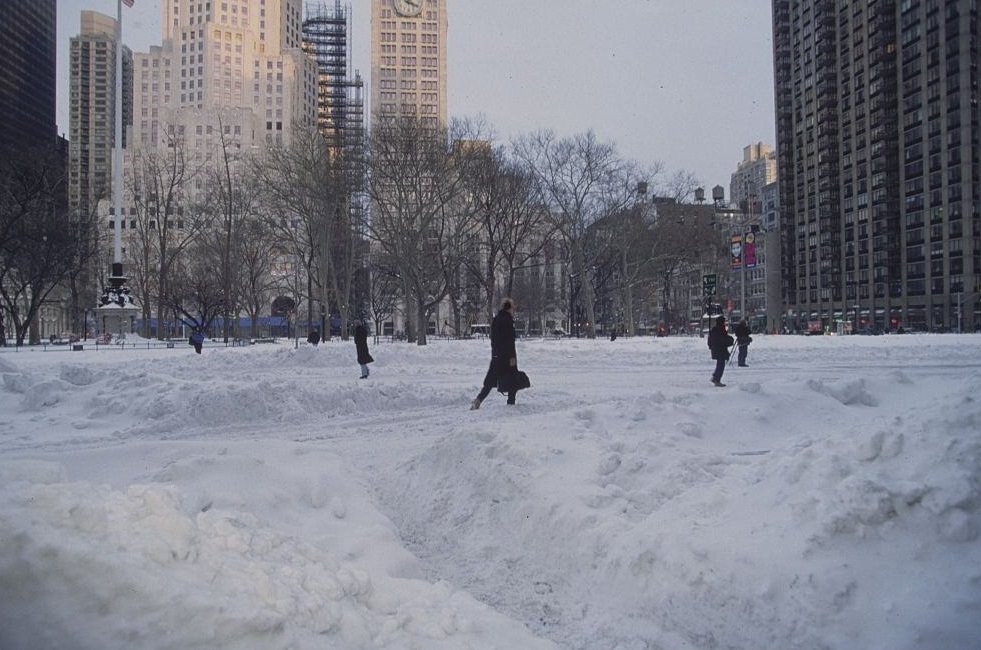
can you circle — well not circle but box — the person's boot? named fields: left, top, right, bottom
left=711, top=378, right=726, bottom=387
left=470, top=398, right=482, bottom=410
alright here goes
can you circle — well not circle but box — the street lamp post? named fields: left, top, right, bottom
left=568, top=272, right=580, bottom=337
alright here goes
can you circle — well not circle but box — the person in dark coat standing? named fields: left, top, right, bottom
left=471, top=298, right=519, bottom=409
left=707, top=316, right=734, bottom=387
left=189, top=328, right=205, bottom=354
left=734, top=319, right=752, bottom=367
left=354, top=319, right=373, bottom=379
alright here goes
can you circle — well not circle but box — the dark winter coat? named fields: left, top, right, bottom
left=307, top=330, right=321, bottom=345
left=490, top=308, right=517, bottom=372
left=707, top=323, right=734, bottom=360
left=489, top=308, right=531, bottom=394
left=734, top=322, right=752, bottom=347
left=354, top=323, right=373, bottom=364
left=189, top=330, right=205, bottom=354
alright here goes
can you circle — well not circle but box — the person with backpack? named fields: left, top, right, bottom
left=707, top=316, right=734, bottom=387
left=734, top=319, right=752, bottom=367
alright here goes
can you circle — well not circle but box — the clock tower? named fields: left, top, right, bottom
left=370, top=0, right=447, bottom=127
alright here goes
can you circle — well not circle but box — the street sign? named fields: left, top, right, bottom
left=702, top=273, right=717, bottom=296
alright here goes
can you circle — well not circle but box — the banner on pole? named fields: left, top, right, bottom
left=744, top=231, right=757, bottom=269
left=730, top=234, right=743, bottom=270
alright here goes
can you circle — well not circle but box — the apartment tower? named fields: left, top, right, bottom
left=370, top=0, right=448, bottom=126
left=0, top=0, right=57, bottom=154
left=773, top=0, right=980, bottom=332
left=69, top=11, right=133, bottom=218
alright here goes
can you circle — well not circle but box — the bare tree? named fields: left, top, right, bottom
left=365, top=116, right=475, bottom=345
left=256, top=125, right=357, bottom=340
left=515, top=130, right=654, bottom=338
left=0, top=146, right=77, bottom=345
left=590, top=200, right=659, bottom=335
left=460, top=142, right=554, bottom=321
left=126, top=129, right=201, bottom=338
left=165, top=238, right=225, bottom=335
left=365, top=254, right=401, bottom=337
left=237, top=215, right=279, bottom=340
left=662, top=169, right=702, bottom=204
left=649, top=206, right=724, bottom=330
left=197, top=113, right=264, bottom=342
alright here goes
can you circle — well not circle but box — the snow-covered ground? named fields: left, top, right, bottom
left=1, top=333, right=979, bottom=650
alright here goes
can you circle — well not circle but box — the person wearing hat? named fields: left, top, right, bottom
left=707, top=315, right=734, bottom=387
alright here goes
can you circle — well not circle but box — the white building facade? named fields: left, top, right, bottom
left=370, top=0, right=447, bottom=126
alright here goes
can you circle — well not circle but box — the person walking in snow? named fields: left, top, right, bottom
left=353, top=319, right=373, bottom=379
left=707, top=315, right=734, bottom=387
left=734, top=318, right=752, bottom=367
left=471, top=298, right=521, bottom=409
left=189, top=328, right=205, bottom=354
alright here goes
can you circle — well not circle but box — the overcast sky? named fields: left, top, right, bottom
left=57, top=0, right=775, bottom=195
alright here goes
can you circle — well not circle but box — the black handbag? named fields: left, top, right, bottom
left=498, top=370, right=531, bottom=394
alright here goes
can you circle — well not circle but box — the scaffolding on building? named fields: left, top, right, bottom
left=302, top=1, right=366, bottom=226
left=302, top=0, right=368, bottom=312
left=302, top=1, right=364, bottom=163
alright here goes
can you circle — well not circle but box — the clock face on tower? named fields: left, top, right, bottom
left=393, top=0, right=423, bottom=17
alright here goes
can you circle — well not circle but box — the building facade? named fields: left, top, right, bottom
left=131, top=0, right=317, bottom=155
left=69, top=11, right=133, bottom=218
left=302, top=1, right=365, bottom=152
left=0, top=0, right=57, bottom=154
left=726, top=144, right=779, bottom=331
left=370, top=0, right=448, bottom=126
left=773, top=0, right=981, bottom=332
left=729, top=142, right=777, bottom=215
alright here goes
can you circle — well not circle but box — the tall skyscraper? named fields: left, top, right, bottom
left=370, top=0, right=448, bottom=126
left=69, top=11, right=133, bottom=218
left=0, top=0, right=57, bottom=154
left=131, top=0, right=317, bottom=155
left=773, top=0, right=980, bottom=333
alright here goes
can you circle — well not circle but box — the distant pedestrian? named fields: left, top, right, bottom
left=734, top=319, right=752, bottom=367
left=307, top=329, right=321, bottom=346
left=354, top=319, right=373, bottom=379
left=707, top=316, right=734, bottom=387
left=471, top=298, right=529, bottom=409
left=189, top=328, right=205, bottom=354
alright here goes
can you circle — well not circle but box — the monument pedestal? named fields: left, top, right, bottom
left=98, top=264, right=137, bottom=342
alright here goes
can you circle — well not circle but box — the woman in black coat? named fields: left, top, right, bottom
left=471, top=298, right=521, bottom=409
left=354, top=320, right=373, bottom=379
